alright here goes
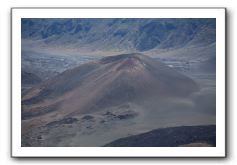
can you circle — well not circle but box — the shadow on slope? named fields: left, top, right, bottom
left=104, top=125, right=216, bottom=147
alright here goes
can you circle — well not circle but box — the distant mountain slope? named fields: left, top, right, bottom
left=22, top=18, right=216, bottom=53
left=104, top=125, right=216, bottom=147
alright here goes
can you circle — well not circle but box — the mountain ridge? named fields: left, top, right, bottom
left=22, top=18, right=216, bottom=53
left=104, top=125, right=216, bottom=147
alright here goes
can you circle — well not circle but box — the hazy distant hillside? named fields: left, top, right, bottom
left=22, top=18, right=215, bottom=53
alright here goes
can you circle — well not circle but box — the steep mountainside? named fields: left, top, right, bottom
left=22, top=18, right=216, bottom=53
